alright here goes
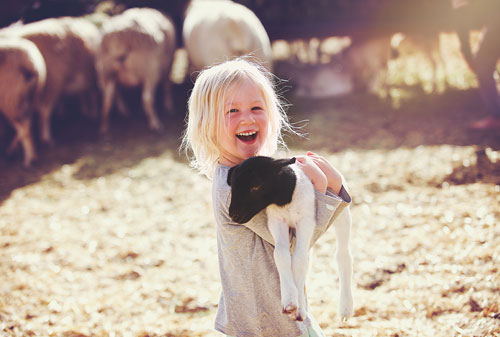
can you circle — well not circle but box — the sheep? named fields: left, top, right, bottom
left=275, top=35, right=391, bottom=98
left=453, top=0, right=500, bottom=128
left=274, top=60, right=353, bottom=98
left=1, top=16, right=101, bottom=146
left=227, top=156, right=353, bottom=322
left=390, top=32, right=445, bottom=93
left=342, top=35, right=392, bottom=95
left=182, top=0, right=272, bottom=75
left=96, top=7, right=176, bottom=134
left=0, top=37, right=45, bottom=166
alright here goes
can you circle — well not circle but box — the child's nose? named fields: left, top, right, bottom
left=241, top=109, right=256, bottom=123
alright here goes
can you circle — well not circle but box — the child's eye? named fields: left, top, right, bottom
left=228, top=108, right=239, bottom=114
left=252, top=106, right=263, bottom=111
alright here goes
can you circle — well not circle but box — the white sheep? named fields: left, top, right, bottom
left=2, top=17, right=101, bottom=145
left=0, top=37, right=45, bottom=166
left=342, top=35, right=392, bottom=95
left=96, top=7, right=176, bottom=134
left=227, top=156, right=353, bottom=322
left=182, top=0, right=272, bottom=75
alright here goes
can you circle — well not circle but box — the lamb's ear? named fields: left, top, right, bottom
left=227, top=166, right=236, bottom=186
left=275, top=157, right=296, bottom=167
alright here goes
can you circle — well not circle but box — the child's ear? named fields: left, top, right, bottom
left=227, top=166, right=235, bottom=186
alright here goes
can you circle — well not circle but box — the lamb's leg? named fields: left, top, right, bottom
left=334, top=208, right=353, bottom=320
left=268, top=217, right=298, bottom=316
left=292, top=218, right=315, bottom=322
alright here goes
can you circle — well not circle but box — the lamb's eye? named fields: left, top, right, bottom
left=250, top=185, right=261, bottom=193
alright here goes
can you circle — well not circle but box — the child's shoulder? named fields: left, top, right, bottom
left=212, top=164, right=232, bottom=205
left=213, top=164, right=230, bottom=186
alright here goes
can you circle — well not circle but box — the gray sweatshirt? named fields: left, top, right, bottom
left=212, top=164, right=351, bottom=337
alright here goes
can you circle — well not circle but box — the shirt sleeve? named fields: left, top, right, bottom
left=220, top=190, right=276, bottom=246
left=223, top=184, right=351, bottom=248
left=309, top=185, right=351, bottom=247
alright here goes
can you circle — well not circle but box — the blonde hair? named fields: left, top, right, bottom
left=180, top=58, right=295, bottom=178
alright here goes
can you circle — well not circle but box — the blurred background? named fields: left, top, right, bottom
left=0, top=1, right=499, bottom=336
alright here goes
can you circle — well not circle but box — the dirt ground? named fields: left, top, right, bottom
left=1, top=37, right=500, bottom=336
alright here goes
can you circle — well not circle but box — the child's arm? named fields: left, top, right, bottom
left=216, top=159, right=350, bottom=248
left=296, top=152, right=344, bottom=195
left=296, top=152, right=351, bottom=247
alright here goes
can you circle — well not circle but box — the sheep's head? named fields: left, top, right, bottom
left=227, top=156, right=297, bottom=224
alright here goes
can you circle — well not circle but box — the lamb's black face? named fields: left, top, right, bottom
left=227, top=156, right=297, bottom=224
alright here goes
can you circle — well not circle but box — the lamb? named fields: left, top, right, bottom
left=182, top=0, right=272, bottom=74
left=0, top=37, right=46, bottom=166
left=1, top=17, right=101, bottom=145
left=96, top=7, right=176, bottom=134
left=227, top=156, right=353, bottom=322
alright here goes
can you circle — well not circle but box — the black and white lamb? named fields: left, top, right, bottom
left=227, top=156, right=353, bottom=322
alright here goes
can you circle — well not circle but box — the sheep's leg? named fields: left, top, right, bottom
left=474, top=25, right=500, bottom=117
left=11, top=118, right=36, bottom=167
left=7, top=133, right=20, bottom=154
left=115, top=90, right=129, bottom=117
left=141, top=79, right=163, bottom=131
left=162, top=79, right=174, bottom=114
left=82, top=88, right=100, bottom=120
left=100, top=80, right=115, bottom=134
left=268, top=217, right=298, bottom=316
left=38, top=102, right=54, bottom=146
left=334, top=208, right=353, bottom=320
left=292, top=218, right=315, bottom=322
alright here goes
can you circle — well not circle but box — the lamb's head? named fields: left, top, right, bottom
left=227, top=156, right=297, bottom=224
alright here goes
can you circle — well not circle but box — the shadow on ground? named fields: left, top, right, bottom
left=1, top=86, right=499, bottom=203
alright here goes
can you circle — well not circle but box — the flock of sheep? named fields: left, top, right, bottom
left=1, top=0, right=497, bottom=167
left=0, top=0, right=272, bottom=167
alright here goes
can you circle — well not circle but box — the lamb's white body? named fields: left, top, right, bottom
left=266, top=164, right=353, bottom=321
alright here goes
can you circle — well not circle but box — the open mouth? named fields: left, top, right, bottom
left=236, top=131, right=258, bottom=143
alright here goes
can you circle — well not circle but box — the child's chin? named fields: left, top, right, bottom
left=241, top=148, right=261, bottom=159
left=239, top=143, right=261, bottom=156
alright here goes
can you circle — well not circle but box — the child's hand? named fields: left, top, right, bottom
left=295, top=155, right=328, bottom=194
left=297, top=152, right=343, bottom=195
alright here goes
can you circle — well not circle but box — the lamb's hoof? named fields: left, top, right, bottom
left=339, top=294, right=354, bottom=320
left=293, top=313, right=304, bottom=322
left=282, top=304, right=297, bottom=315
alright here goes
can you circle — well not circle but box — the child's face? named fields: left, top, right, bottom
left=218, top=78, right=270, bottom=167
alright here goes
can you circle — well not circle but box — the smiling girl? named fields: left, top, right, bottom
left=181, top=58, right=352, bottom=336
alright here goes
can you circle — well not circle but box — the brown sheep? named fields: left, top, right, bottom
left=96, top=7, right=177, bottom=134
left=0, top=37, right=45, bottom=167
left=2, top=17, right=101, bottom=145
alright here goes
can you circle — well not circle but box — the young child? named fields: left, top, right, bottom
left=181, top=58, right=352, bottom=337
